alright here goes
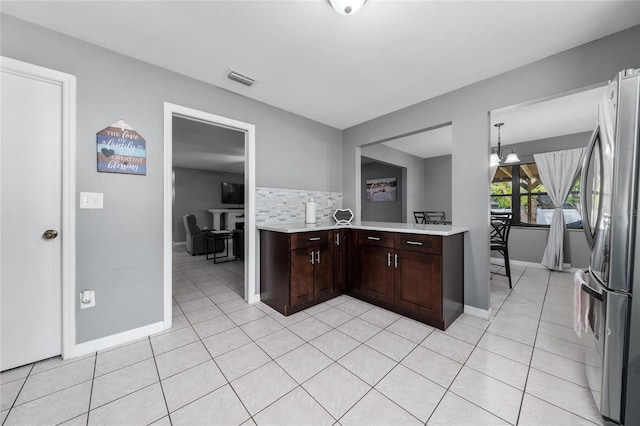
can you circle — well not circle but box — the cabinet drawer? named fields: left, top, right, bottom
left=291, top=231, right=329, bottom=249
left=394, top=233, right=441, bottom=254
left=358, top=230, right=393, bottom=248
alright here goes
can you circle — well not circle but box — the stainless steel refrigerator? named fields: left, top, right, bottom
left=580, top=68, right=640, bottom=425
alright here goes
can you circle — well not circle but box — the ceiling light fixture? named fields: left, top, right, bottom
left=329, top=0, right=366, bottom=16
left=490, top=123, right=520, bottom=167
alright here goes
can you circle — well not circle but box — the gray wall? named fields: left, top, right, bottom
left=567, top=230, right=591, bottom=269
left=361, top=143, right=425, bottom=223
left=343, top=25, right=640, bottom=312
left=502, top=228, right=590, bottom=269
left=1, top=15, right=342, bottom=343
left=173, top=168, right=244, bottom=242
left=361, top=161, right=403, bottom=222
left=423, top=154, right=452, bottom=221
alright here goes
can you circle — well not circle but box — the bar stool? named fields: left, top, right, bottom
left=425, top=211, right=446, bottom=224
left=490, top=213, right=513, bottom=288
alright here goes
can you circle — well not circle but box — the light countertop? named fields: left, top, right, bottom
left=257, top=221, right=468, bottom=236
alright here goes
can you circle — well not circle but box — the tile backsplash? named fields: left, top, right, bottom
left=256, top=187, right=343, bottom=224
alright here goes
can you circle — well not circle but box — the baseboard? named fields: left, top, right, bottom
left=173, top=241, right=186, bottom=246
left=491, top=257, right=545, bottom=269
left=464, top=304, right=492, bottom=320
left=247, top=293, right=261, bottom=304
left=490, top=257, right=571, bottom=270
left=74, top=321, right=165, bottom=357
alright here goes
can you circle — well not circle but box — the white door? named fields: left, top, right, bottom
left=1, top=62, right=65, bottom=371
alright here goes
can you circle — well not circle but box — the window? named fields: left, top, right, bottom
left=491, top=162, right=582, bottom=228
left=490, top=166, right=512, bottom=213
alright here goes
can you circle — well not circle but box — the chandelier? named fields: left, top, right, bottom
left=490, top=123, right=520, bottom=166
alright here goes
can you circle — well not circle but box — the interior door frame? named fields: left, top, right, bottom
left=0, top=56, right=77, bottom=360
left=163, top=103, right=257, bottom=329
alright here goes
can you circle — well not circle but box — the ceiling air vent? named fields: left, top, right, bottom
left=226, top=70, right=255, bottom=87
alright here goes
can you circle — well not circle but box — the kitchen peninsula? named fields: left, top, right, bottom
left=259, top=221, right=468, bottom=330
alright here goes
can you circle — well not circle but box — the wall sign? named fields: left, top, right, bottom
left=97, top=120, right=146, bottom=175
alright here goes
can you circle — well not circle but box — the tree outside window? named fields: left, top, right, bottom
left=490, top=166, right=513, bottom=213
left=490, top=162, right=582, bottom=228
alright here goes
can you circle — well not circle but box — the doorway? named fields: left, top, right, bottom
left=487, top=83, right=605, bottom=310
left=163, top=103, right=256, bottom=329
left=358, top=123, right=453, bottom=224
left=0, top=57, right=76, bottom=370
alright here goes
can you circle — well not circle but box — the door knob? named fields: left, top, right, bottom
left=43, top=229, right=59, bottom=240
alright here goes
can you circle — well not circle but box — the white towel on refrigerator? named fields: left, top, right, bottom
left=573, top=270, right=591, bottom=337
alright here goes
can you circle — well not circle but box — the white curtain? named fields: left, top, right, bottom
left=534, top=147, right=586, bottom=270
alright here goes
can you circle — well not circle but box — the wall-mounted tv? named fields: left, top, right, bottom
left=221, top=182, right=244, bottom=205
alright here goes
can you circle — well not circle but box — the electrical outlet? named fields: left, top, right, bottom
left=80, top=290, right=95, bottom=309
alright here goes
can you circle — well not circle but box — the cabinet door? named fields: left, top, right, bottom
left=358, top=245, right=394, bottom=303
left=394, top=249, right=442, bottom=319
left=332, top=230, right=345, bottom=292
left=314, top=244, right=334, bottom=299
left=346, top=230, right=359, bottom=292
left=290, top=247, right=314, bottom=307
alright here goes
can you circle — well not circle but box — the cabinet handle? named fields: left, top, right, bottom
left=308, top=237, right=321, bottom=241
left=316, top=250, right=320, bottom=263
left=405, top=240, right=423, bottom=246
left=387, top=252, right=391, bottom=267
left=368, top=236, right=381, bottom=241
left=336, top=233, right=340, bottom=246
left=395, top=254, right=398, bottom=268
left=310, top=252, right=315, bottom=264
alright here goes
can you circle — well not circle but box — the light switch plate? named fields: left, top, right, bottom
left=80, top=192, right=103, bottom=209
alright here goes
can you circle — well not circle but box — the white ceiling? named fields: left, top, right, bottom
left=490, top=85, right=606, bottom=146
left=2, top=0, right=639, bottom=132
left=369, top=84, right=605, bottom=160
left=382, top=125, right=452, bottom=159
left=172, top=116, right=245, bottom=173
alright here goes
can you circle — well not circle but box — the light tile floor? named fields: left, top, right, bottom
left=0, top=248, right=603, bottom=425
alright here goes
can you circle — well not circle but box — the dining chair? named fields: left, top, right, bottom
left=413, top=211, right=426, bottom=224
left=425, top=211, right=446, bottom=224
left=490, top=213, right=513, bottom=288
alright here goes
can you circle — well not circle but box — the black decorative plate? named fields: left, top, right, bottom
left=333, top=208, right=354, bottom=224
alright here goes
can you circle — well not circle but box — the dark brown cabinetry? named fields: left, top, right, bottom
left=260, top=227, right=464, bottom=330
left=394, top=249, right=442, bottom=320
left=261, top=230, right=336, bottom=315
left=289, top=247, right=314, bottom=307
left=313, top=244, right=334, bottom=299
left=357, top=231, right=395, bottom=303
left=393, top=233, right=443, bottom=321
left=349, top=230, right=463, bottom=330
left=332, top=229, right=350, bottom=292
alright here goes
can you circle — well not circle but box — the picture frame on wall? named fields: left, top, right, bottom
left=366, top=177, right=397, bottom=202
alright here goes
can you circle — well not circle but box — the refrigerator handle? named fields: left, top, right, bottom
left=581, top=282, right=603, bottom=302
left=580, top=124, right=601, bottom=250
